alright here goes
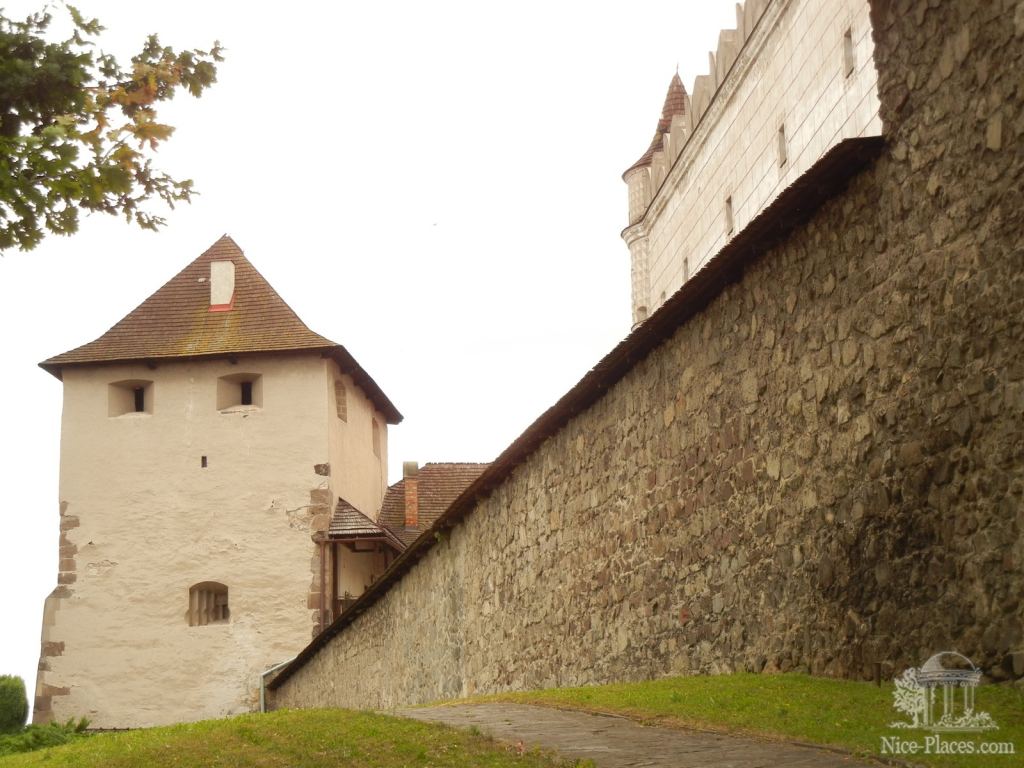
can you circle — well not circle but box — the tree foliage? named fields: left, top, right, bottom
left=0, top=675, right=28, bottom=734
left=0, top=3, right=222, bottom=250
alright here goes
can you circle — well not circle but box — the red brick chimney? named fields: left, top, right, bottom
left=403, top=461, right=419, bottom=527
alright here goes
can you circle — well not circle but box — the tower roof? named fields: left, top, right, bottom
left=40, top=234, right=402, bottom=423
left=623, top=72, right=688, bottom=177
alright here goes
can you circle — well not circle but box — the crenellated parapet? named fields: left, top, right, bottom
left=622, top=0, right=882, bottom=324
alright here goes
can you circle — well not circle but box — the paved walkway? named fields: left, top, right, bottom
left=399, top=703, right=878, bottom=767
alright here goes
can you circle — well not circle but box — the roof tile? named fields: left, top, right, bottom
left=329, top=498, right=406, bottom=551
left=379, top=463, right=489, bottom=546
left=624, top=72, right=689, bottom=176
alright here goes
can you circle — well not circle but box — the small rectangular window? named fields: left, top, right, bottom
left=777, top=124, right=788, bottom=167
left=217, top=373, right=261, bottom=410
left=109, top=380, right=153, bottom=416
left=372, top=419, right=381, bottom=458
left=725, top=196, right=735, bottom=236
left=843, top=28, right=855, bottom=77
left=201, top=456, right=208, bottom=468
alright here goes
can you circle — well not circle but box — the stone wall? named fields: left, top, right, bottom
left=273, top=0, right=1023, bottom=709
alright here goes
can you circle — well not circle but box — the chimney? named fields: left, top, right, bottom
left=209, top=260, right=235, bottom=311
left=403, top=461, right=419, bottom=528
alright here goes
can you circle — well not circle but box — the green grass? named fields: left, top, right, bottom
left=0, top=708, right=581, bottom=768
left=481, top=674, right=1024, bottom=768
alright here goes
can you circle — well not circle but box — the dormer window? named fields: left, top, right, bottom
left=209, top=260, right=235, bottom=312
left=217, top=373, right=262, bottom=411
left=109, top=380, right=153, bottom=417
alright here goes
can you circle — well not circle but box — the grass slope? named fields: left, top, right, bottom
left=486, top=674, right=1024, bottom=768
left=0, top=708, right=577, bottom=768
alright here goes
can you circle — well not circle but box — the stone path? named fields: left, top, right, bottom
left=399, top=703, right=879, bottom=767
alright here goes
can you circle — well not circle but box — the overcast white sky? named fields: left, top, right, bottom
left=0, top=0, right=738, bottom=713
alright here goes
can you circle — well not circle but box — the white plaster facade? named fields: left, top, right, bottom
left=624, top=0, right=882, bottom=324
left=327, top=366, right=388, bottom=520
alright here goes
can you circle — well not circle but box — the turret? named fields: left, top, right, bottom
left=621, top=73, right=690, bottom=327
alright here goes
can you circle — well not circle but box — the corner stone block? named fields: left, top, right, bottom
left=309, top=489, right=331, bottom=508
left=41, top=641, right=65, bottom=657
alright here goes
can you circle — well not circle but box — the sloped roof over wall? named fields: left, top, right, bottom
left=269, top=136, right=885, bottom=690
left=328, top=498, right=406, bottom=551
left=40, top=235, right=402, bottom=423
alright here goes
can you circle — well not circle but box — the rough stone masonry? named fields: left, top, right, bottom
left=272, top=0, right=1024, bottom=709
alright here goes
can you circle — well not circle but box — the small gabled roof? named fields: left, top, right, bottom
left=39, top=235, right=402, bottom=423
left=379, top=462, right=489, bottom=546
left=328, top=498, right=405, bottom=551
left=623, top=72, right=689, bottom=177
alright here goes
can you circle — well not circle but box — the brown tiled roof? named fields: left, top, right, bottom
left=624, top=72, right=689, bottom=176
left=328, top=498, right=405, bottom=551
left=39, top=235, right=402, bottom=423
left=269, top=136, right=886, bottom=691
left=379, top=463, right=490, bottom=546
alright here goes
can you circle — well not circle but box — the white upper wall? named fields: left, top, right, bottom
left=326, top=363, right=388, bottom=518
left=624, top=0, right=881, bottom=322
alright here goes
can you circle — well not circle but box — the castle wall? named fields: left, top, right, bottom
left=35, top=354, right=334, bottom=728
left=273, top=0, right=1023, bottom=710
left=628, top=0, right=882, bottom=320
left=326, top=364, right=388, bottom=520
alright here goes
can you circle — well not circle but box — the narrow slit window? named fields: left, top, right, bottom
left=201, top=456, right=208, bottom=468
left=725, top=196, right=735, bottom=236
left=240, top=381, right=253, bottom=406
left=777, top=124, right=788, bottom=167
left=372, top=419, right=381, bottom=458
left=334, top=381, right=347, bottom=422
left=133, top=387, right=145, bottom=413
left=843, top=27, right=855, bottom=77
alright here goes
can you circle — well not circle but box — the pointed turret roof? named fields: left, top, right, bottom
left=623, top=72, right=689, bottom=177
left=40, top=234, right=402, bottom=423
